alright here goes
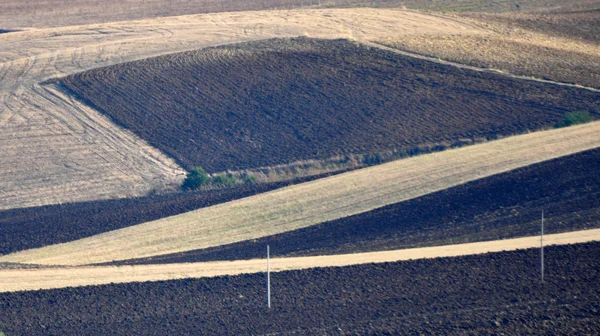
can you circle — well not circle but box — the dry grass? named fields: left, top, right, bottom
left=0, top=9, right=483, bottom=210
left=1, top=0, right=598, bottom=29
left=0, top=228, right=598, bottom=293
left=380, top=11, right=600, bottom=88
left=2, top=121, right=600, bottom=266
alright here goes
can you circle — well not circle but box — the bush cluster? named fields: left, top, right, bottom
left=555, top=110, right=594, bottom=128
left=182, top=167, right=255, bottom=190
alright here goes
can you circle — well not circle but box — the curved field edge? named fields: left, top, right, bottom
left=1, top=242, right=599, bottom=334
left=378, top=18, right=600, bottom=89
left=2, top=121, right=600, bottom=266
left=58, top=37, right=600, bottom=172
left=0, top=172, right=343, bottom=256
left=0, top=229, right=598, bottom=293
left=117, top=147, right=600, bottom=265
left=0, top=9, right=485, bottom=210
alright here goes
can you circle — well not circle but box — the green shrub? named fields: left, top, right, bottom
left=211, top=174, right=238, bottom=186
left=243, top=174, right=257, bottom=185
left=182, top=167, right=209, bottom=190
left=555, top=111, right=593, bottom=128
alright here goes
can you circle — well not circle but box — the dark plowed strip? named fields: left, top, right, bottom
left=0, top=173, right=338, bottom=256
left=60, top=38, right=600, bottom=172
left=1, top=243, right=599, bottom=334
left=115, top=147, right=600, bottom=265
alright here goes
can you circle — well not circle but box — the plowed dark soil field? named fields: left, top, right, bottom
left=1, top=243, right=599, bottom=335
left=60, top=38, right=600, bottom=172
left=119, top=147, right=600, bottom=265
left=0, top=174, right=336, bottom=256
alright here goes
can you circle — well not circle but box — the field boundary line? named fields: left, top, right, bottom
left=2, top=122, right=600, bottom=266
left=0, top=229, right=598, bottom=293
left=366, top=41, right=600, bottom=93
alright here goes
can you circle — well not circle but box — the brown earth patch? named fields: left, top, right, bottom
left=0, top=242, right=598, bottom=334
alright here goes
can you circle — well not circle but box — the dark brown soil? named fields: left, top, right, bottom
left=0, top=174, right=336, bottom=256
left=60, top=38, right=600, bottom=172
left=115, top=147, right=600, bottom=265
left=1, top=243, right=599, bottom=335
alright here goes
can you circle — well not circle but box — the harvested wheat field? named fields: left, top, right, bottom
left=0, top=8, right=484, bottom=210
left=381, top=9, right=600, bottom=88
left=2, top=1, right=600, bottom=333
left=0, top=175, right=332, bottom=256
left=2, top=122, right=599, bottom=266
left=0, top=229, right=599, bottom=293
left=2, top=0, right=597, bottom=29
left=118, top=147, right=600, bottom=265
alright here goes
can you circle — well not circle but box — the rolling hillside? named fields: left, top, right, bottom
left=60, top=38, right=600, bottom=172
left=2, top=0, right=598, bottom=29
left=0, top=8, right=485, bottom=210
left=118, top=146, right=600, bottom=264
left=2, top=1, right=600, bottom=334
left=2, top=121, right=599, bottom=266
left=382, top=9, right=600, bottom=88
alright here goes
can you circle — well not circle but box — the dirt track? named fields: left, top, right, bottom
left=0, top=9, right=485, bottom=210
left=0, top=229, right=598, bottom=293
left=2, top=121, right=600, bottom=266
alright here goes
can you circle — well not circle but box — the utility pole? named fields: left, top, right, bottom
left=541, top=210, right=544, bottom=283
left=267, top=245, right=271, bottom=308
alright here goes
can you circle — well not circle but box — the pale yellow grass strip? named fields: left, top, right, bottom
left=2, top=122, right=600, bottom=266
left=1, top=229, right=599, bottom=293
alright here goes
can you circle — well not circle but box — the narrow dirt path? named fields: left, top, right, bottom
left=1, top=228, right=598, bottom=293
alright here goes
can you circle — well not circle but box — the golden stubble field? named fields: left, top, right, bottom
left=1, top=228, right=599, bottom=293
left=3, top=121, right=600, bottom=266
left=0, top=9, right=485, bottom=210
left=380, top=10, right=600, bottom=88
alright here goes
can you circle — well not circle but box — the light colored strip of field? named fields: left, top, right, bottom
left=378, top=30, right=600, bottom=90
left=2, top=121, right=600, bottom=266
left=0, top=9, right=485, bottom=210
left=1, top=229, right=598, bottom=293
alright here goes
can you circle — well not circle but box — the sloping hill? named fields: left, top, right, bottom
left=60, top=38, right=600, bottom=172
left=0, top=9, right=484, bottom=210
left=382, top=9, right=600, bottom=88
left=2, top=122, right=599, bottom=266
left=118, top=146, right=600, bottom=264
left=0, top=173, right=333, bottom=256
left=2, top=0, right=598, bottom=29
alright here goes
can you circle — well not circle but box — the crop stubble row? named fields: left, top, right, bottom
left=0, top=174, right=338, bottom=256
